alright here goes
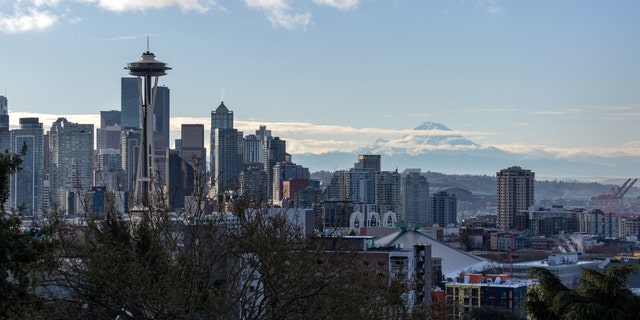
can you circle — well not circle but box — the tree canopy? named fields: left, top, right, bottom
left=525, top=264, right=640, bottom=320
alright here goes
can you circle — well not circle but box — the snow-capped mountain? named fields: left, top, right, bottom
left=292, top=122, right=639, bottom=178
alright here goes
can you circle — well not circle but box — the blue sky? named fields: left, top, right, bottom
left=1, top=0, right=639, bottom=162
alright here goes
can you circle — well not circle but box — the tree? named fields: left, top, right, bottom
left=525, top=265, right=640, bottom=320
left=40, top=168, right=413, bottom=319
left=0, top=145, right=56, bottom=319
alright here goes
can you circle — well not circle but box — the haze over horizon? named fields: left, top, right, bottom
left=1, top=1, right=639, bottom=177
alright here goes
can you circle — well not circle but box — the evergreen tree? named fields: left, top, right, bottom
left=0, top=145, right=54, bottom=318
left=525, top=265, right=640, bottom=320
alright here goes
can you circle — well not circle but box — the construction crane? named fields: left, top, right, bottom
left=592, top=178, right=638, bottom=209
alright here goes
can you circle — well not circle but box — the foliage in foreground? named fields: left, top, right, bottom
left=2, top=177, right=415, bottom=319
left=525, top=264, right=640, bottom=320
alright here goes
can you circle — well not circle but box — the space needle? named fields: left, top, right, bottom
left=125, top=42, right=171, bottom=209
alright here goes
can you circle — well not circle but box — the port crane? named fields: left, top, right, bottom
left=591, top=178, right=637, bottom=208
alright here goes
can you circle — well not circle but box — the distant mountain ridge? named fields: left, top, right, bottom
left=292, top=121, right=640, bottom=179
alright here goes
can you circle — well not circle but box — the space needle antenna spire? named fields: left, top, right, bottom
left=125, top=42, right=171, bottom=210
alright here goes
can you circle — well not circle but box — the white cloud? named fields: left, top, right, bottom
left=0, top=7, right=59, bottom=33
left=11, top=112, right=640, bottom=160
left=0, top=0, right=364, bottom=33
left=490, top=142, right=640, bottom=159
left=92, top=0, right=215, bottom=13
left=244, top=0, right=312, bottom=30
left=313, top=0, right=360, bottom=10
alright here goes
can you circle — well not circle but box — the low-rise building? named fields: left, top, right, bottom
left=444, top=274, right=532, bottom=319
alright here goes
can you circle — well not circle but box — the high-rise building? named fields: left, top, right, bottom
left=97, top=110, right=122, bottom=150
left=320, top=200, right=354, bottom=230
left=496, top=166, right=535, bottom=231
left=358, top=154, right=381, bottom=173
left=48, top=118, right=94, bottom=214
left=120, top=77, right=171, bottom=154
left=210, top=101, right=242, bottom=195
left=0, top=95, right=7, bottom=114
left=346, top=164, right=376, bottom=205
left=180, top=124, right=206, bottom=170
left=0, top=96, right=10, bottom=153
left=243, top=125, right=272, bottom=165
left=375, top=170, right=401, bottom=214
left=294, top=180, right=323, bottom=209
left=264, top=137, right=286, bottom=198
left=243, top=134, right=261, bottom=165
left=402, top=171, right=430, bottom=229
left=120, top=77, right=141, bottom=130
left=121, top=129, right=141, bottom=193
left=239, top=164, right=268, bottom=201
left=153, top=86, right=170, bottom=152
left=282, top=179, right=311, bottom=205
left=272, top=162, right=310, bottom=204
left=327, top=170, right=347, bottom=201
left=94, top=148, right=125, bottom=193
left=10, top=118, right=44, bottom=215
left=165, top=149, right=194, bottom=211
left=430, top=191, right=457, bottom=227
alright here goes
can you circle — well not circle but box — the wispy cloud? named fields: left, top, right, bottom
left=100, top=35, right=140, bottom=41
left=473, top=0, right=504, bottom=14
left=91, top=0, right=216, bottom=13
left=313, top=0, right=361, bottom=11
left=527, top=110, right=570, bottom=115
left=244, top=0, right=312, bottom=30
left=461, top=108, right=518, bottom=113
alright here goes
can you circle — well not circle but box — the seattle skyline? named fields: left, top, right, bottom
left=1, top=1, right=639, bottom=176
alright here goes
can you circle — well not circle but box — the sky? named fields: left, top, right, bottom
left=1, top=0, right=640, bottom=167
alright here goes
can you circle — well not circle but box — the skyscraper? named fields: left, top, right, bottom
left=243, top=134, right=261, bottom=165
left=358, top=154, right=381, bottom=173
left=239, top=164, right=268, bottom=201
left=94, top=148, right=125, bottom=193
left=402, top=171, right=430, bottom=229
left=97, top=110, right=121, bottom=150
left=121, top=77, right=141, bottom=130
left=264, top=136, right=286, bottom=199
left=430, top=191, right=457, bottom=227
left=121, top=129, right=141, bottom=193
left=165, top=148, right=194, bottom=210
left=153, top=86, right=170, bottom=152
left=10, top=118, right=44, bottom=215
left=180, top=124, right=206, bottom=170
left=375, top=170, right=401, bottom=214
left=48, top=118, right=94, bottom=214
left=0, top=95, right=7, bottom=114
left=496, top=166, right=535, bottom=231
left=243, top=125, right=272, bottom=165
left=271, top=162, right=310, bottom=204
left=0, top=96, right=10, bottom=153
left=346, top=164, right=376, bottom=205
left=210, top=101, right=242, bottom=195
